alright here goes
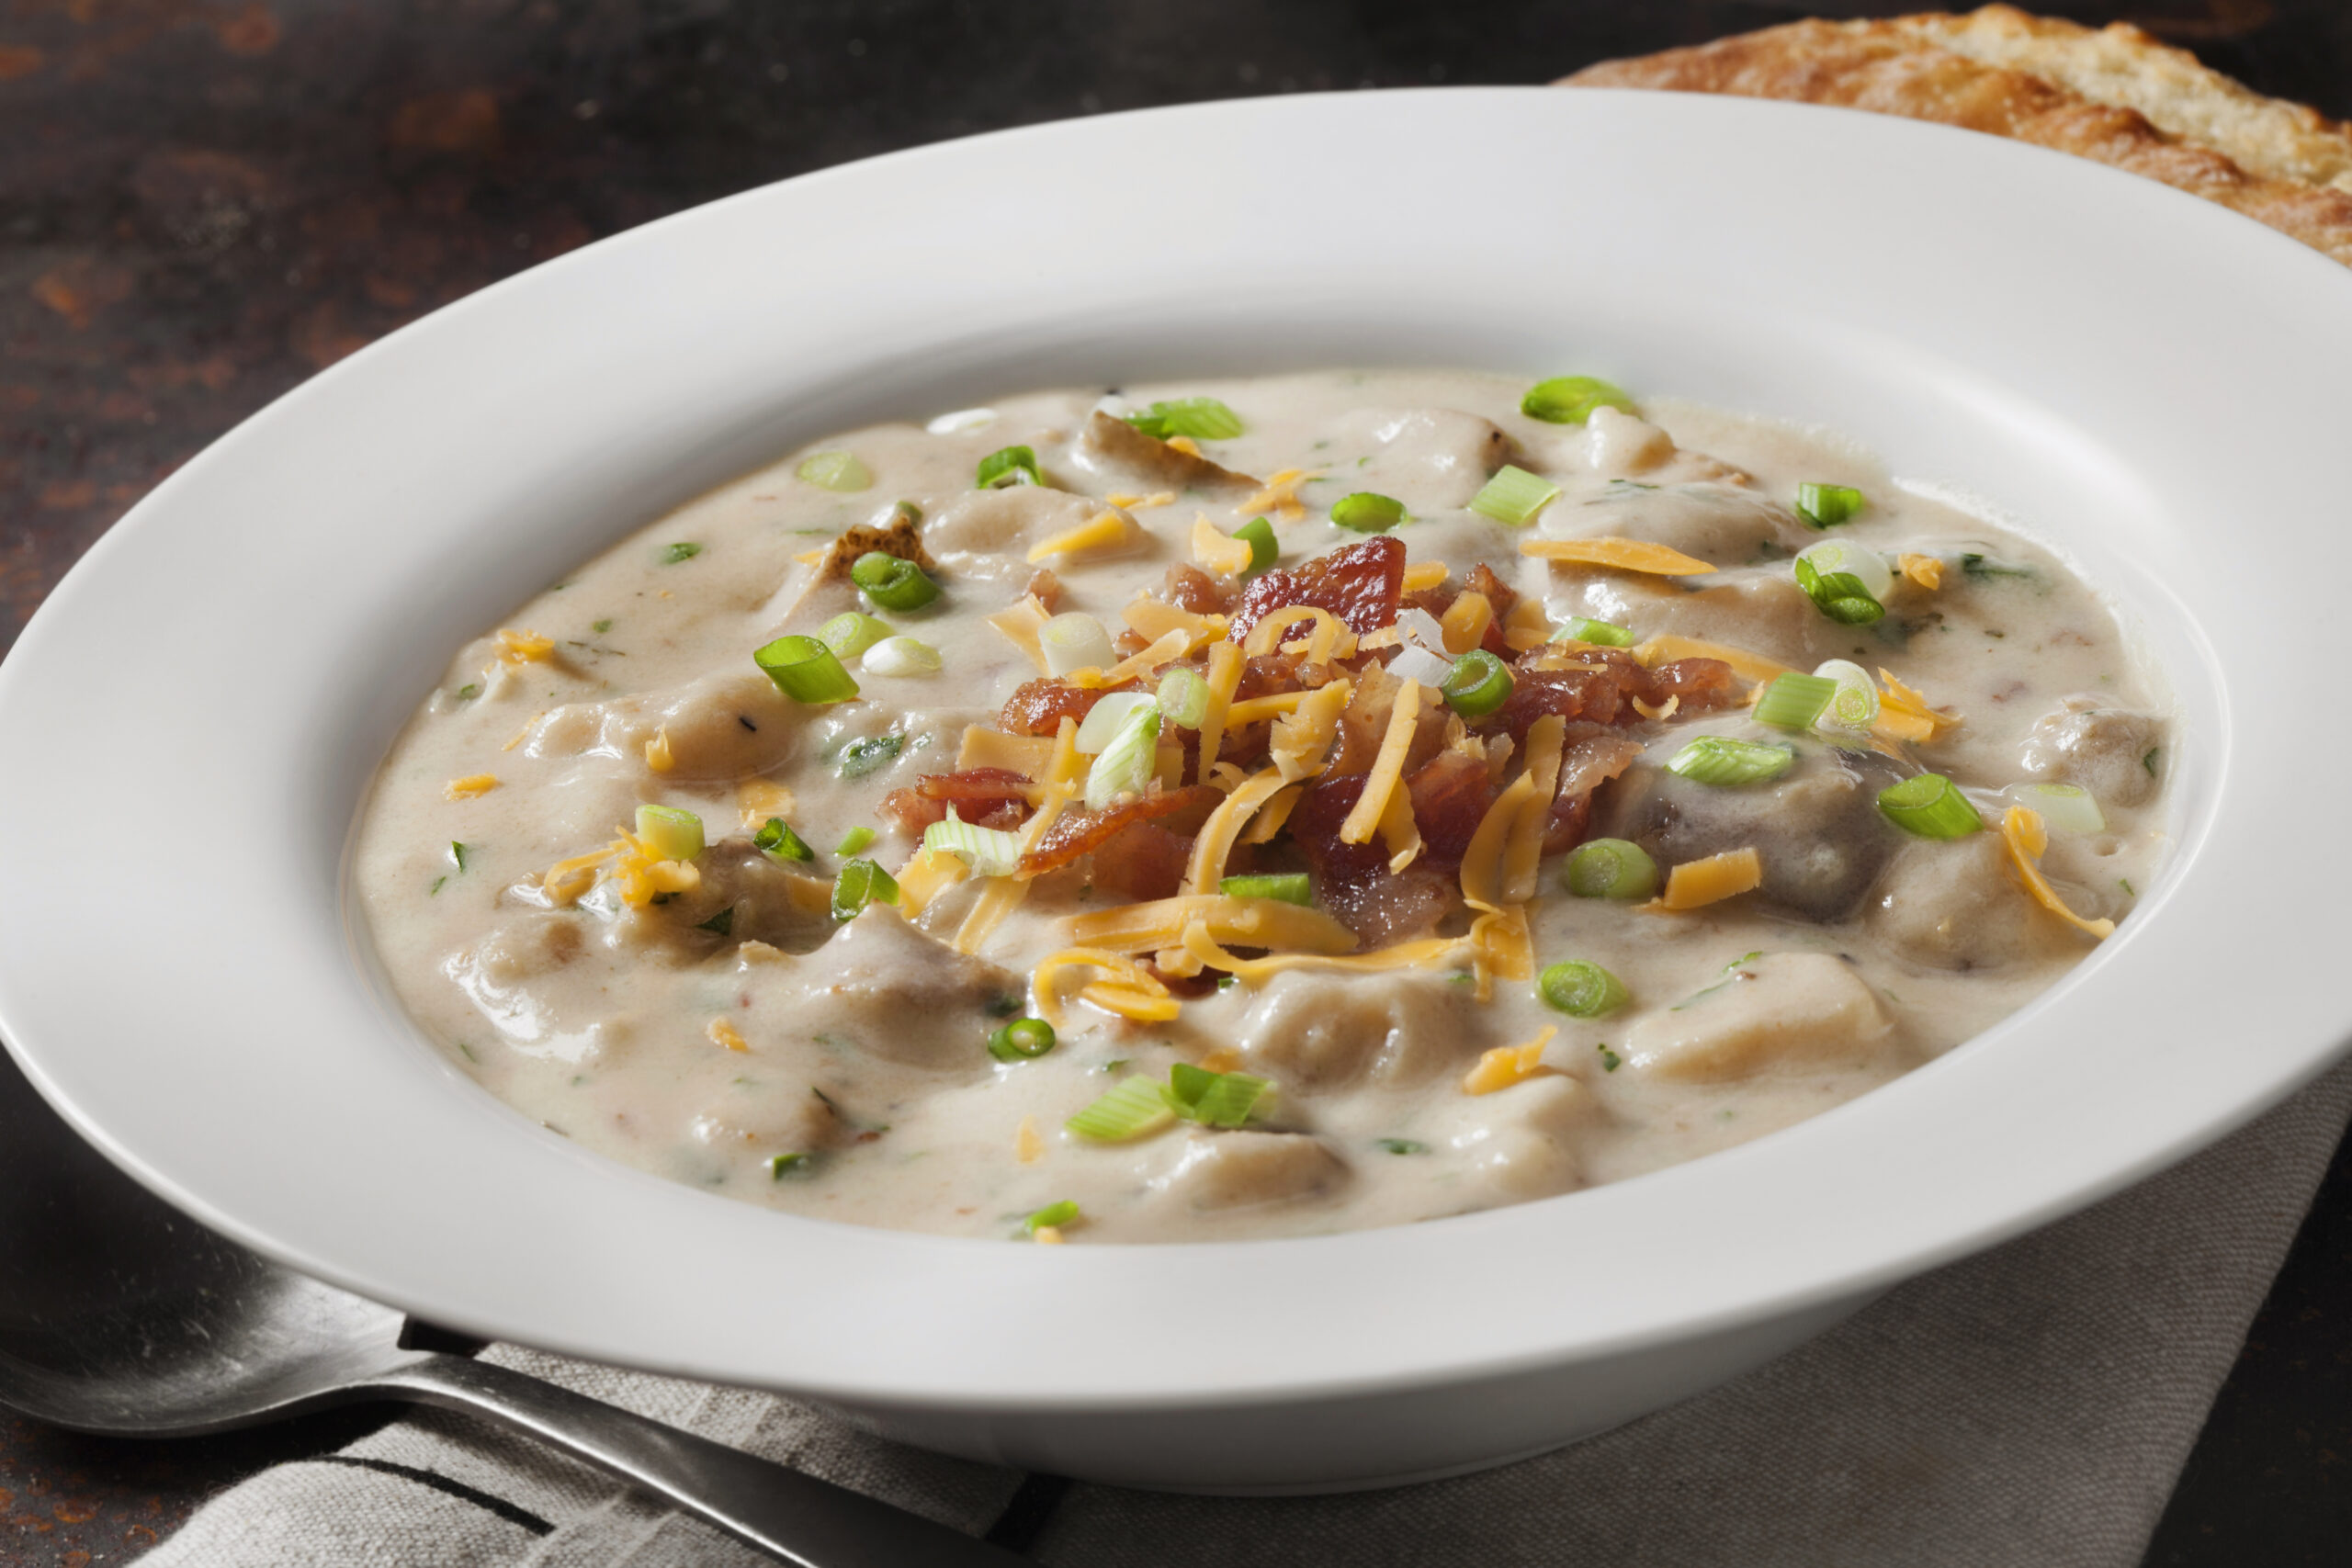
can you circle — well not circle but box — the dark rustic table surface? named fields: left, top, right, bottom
left=4, top=2, right=2347, bottom=1563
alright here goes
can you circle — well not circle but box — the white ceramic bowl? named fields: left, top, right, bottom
left=3, top=89, right=2348, bottom=1494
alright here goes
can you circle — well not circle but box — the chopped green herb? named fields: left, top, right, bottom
left=695, top=906, right=735, bottom=936
left=2119, top=878, right=2135, bottom=896
left=1216, top=976, right=1238, bottom=991
left=661, top=541, right=703, bottom=564
left=835, top=824, right=877, bottom=855
left=837, top=734, right=902, bottom=779
left=428, top=875, right=447, bottom=896
left=455, top=682, right=480, bottom=701
left=1101, top=1058, right=1128, bottom=1073
left=449, top=840, right=470, bottom=871
left=1596, top=1044, right=1623, bottom=1072
left=984, top=993, right=1024, bottom=1018
left=1959, top=552, right=2034, bottom=581
left=456, top=1042, right=478, bottom=1062
left=2143, top=747, right=2161, bottom=777
left=591, top=618, right=613, bottom=634
left=768, top=1152, right=812, bottom=1179
left=1376, top=1138, right=1429, bottom=1156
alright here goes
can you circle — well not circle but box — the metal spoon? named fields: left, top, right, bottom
left=0, top=1049, right=1027, bottom=1567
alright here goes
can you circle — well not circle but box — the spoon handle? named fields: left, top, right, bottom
left=368, top=1353, right=1031, bottom=1567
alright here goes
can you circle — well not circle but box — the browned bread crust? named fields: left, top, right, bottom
left=1564, top=7, right=2352, bottom=269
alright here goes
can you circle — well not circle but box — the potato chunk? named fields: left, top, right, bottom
left=1232, top=970, right=1487, bottom=1089
left=1627, top=951, right=1893, bottom=1080
left=1148, top=1130, right=1348, bottom=1213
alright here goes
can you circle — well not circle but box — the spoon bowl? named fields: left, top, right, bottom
left=0, top=1047, right=1023, bottom=1566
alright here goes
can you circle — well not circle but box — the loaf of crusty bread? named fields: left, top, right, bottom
left=1564, top=5, right=2352, bottom=268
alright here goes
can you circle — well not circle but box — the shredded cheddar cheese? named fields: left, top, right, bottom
left=1898, top=553, right=1944, bottom=591
left=1103, top=628, right=1193, bottom=684
left=1015, top=1116, right=1044, bottom=1165
left=1400, top=560, right=1450, bottom=593
left=1341, top=679, right=1422, bottom=846
left=1179, top=921, right=1475, bottom=987
left=1239, top=784, right=1302, bottom=846
left=643, top=726, right=675, bottom=773
left=737, top=779, right=797, bottom=830
left=1031, top=947, right=1177, bottom=1029
left=1877, top=668, right=1962, bottom=740
left=1166, top=435, right=1202, bottom=457
left=1631, top=694, right=1679, bottom=722
left=1193, top=640, right=1246, bottom=788
left=495, top=628, right=555, bottom=666
left=893, top=846, right=969, bottom=918
left=1199, top=1045, right=1243, bottom=1074
left=1071, top=892, right=1359, bottom=956
left=1501, top=716, right=1566, bottom=906
left=2000, top=806, right=2116, bottom=939
left=446, top=773, right=499, bottom=801
left=1460, top=766, right=1538, bottom=913
left=956, top=726, right=1057, bottom=785
left=1124, top=594, right=1228, bottom=649
left=985, top=594, right=1053, bottom=674
left=1191, top=514, right=1256, bottom=575
left=1238, top=467, right=1321, bottom=522
left=1026, top=509, right=1136, bottom=564
left=1243, top=604, right=1350, bottom=660
left=1106, top=491, right=1175, bottom=510
left=1502, top=598, right=1553, bottom=652
left=1520, top=537, right=1718, bottom=576
left=1439, top=591, right=1494, bottom=655
left=1464, top=1027, right=1556, bottom=1095
left=1269, top=679, right=1351, bottom=783
left=955, top=716, right=1080, bottom=954
left=1181, top=768, right=1292, bottom=895
left=1632, top=635, right=1791, bottom=687
left=707, top=1018, right=750, bottom=1054
left=1647, top=847, right=1764, bottom=912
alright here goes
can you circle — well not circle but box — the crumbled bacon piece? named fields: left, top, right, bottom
left=878, top=768, right=1035, bottom=835
left=1480, top=649, right=1736, bottom=739
left=1289, top=773, right=1453, bottom=945
left=1000, top=677, right=1137, bottom=737
left=1464, top=562, right=1519, bottom=622
left=1635, top=656, right=1738, bottom=712
left=1025, top=568, right=1065, bottom=613
left=1227, top=536, right=1406, bottom=642
left=1546, top=726, right=1645, bottom=853
left=1487, top=665, right=1626, bottom=734
left=1162, top=563, right=1236, bottom=615
left=1091, top=820, right=1194, bottom=903
left=1404, top=750, right=1497, bottom=863
left=1019, top=785, right=1222, bottom=875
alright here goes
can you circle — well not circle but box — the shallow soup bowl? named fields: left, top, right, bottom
left=1, top=89, right=2347, bottom=1492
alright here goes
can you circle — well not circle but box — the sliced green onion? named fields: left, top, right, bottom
left=849, top=551, right=941, bottom=612
left=1812, top=660, right=1881, bottom=734
left=1753, top=671, right=1838, bottom=731
left=1538, top=960, right=1629, bottom=1019
left=1218, top=873, right=1311, bottom=906
left=926, top=812, right=1024, bottom=877
left=1023, top=1200, right=1080, bottom=1235
left=1329, top=491, right=1406, bottom=533
left=797, top=450, right=871, bottom=491
left=1376, top=1138, right=1428, bottom=1156
left=837, top=736, right=902, bottom=781
left=753, top=817, right=813, bottom=863
left=1125, top=397, right=1244, bottom=441
left=661, top=541, right=703, bottom=564
left=1233, top=517, right=1278, bottom=572
left=977, top=445, right=1041, bottom=490
left=2006, top=782, right=2106, bottom=835
left=1521, top=375, right=1636, bottom=425
left=1876, top=773, right=1984, bottom=839
left=1165, top=1062, right=1272, bottom=1128
left=768, top=1152, right=812, bottom=1179
left=1793, top=540, right=1890, bottom=625
left=1156, top=668, right=1211, bottom=728
left=1795, top=482, right=1865, bottom=528
left=1083, top=703, right=1160, bottom=810
left=863, top=636, right=943, bottom=677
left=1466, top=465, right=1561, bottom=525
left=1041, top=612, right=1114, bottom=677
left=817, top=611, right=893, bottom=660
left=1074, top=691, right=1157, bottom=755
left=831, top=857, right=900, bottom=920
left=634, top=804, right=704, bottom=862
left=1067, top=1076, right=1178, bottom=1142
left=1564, top=838, right=1657, bottom=900
left=1552, top=615, right=1634, bottom=648
left=1441, top=649, right=1515, bottom=718
left=988, top=1016, right=1057, bottom=1062
left=754, top=635, right=860, bottom=704
left=835, top=825, right=877, bottom=856
left=1666, top=736, right=1795, bottom=786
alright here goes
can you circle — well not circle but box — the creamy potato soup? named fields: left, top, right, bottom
left=354, top=370, right=2168, bottom=1243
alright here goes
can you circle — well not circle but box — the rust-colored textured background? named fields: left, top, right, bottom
left=3, top=2, right=2347, bottom=1563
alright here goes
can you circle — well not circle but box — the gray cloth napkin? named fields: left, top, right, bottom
left=143, top=1056, right=2352, bottom=1568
